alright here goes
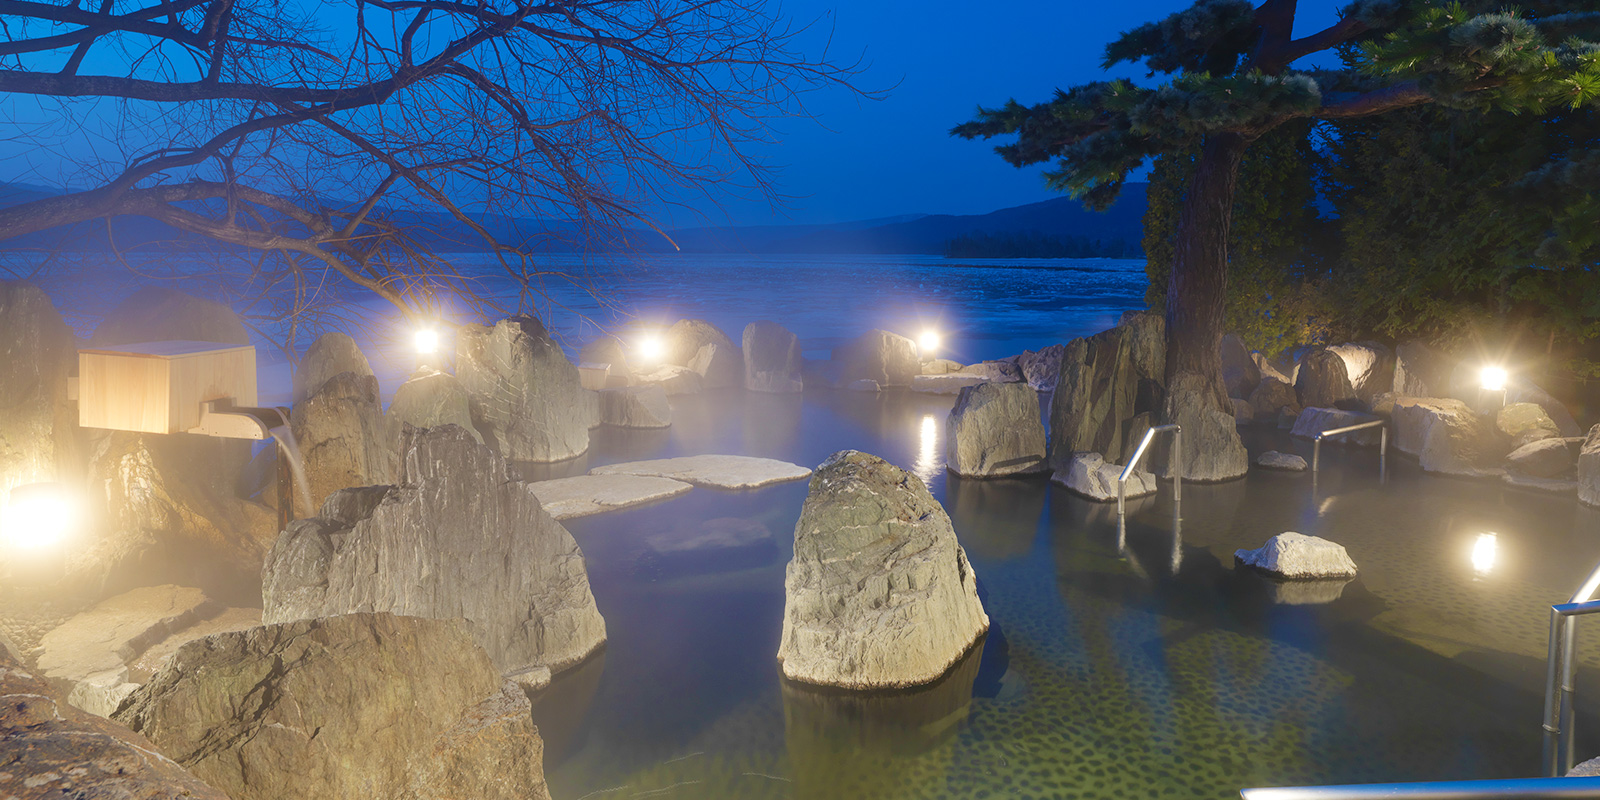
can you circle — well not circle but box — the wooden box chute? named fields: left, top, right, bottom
left=79, top=341, right=258, bottom=436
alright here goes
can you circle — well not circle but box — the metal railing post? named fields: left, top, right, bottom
left=1311, top=420, right=1387, bottom=476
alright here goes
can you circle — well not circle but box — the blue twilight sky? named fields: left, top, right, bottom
left=684, top=0, right=1347, bottom=227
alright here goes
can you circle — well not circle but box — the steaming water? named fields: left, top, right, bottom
left=265, top=424, right=314, bottom=518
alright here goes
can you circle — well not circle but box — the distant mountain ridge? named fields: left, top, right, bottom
left=0, top=181, right=1147, bottom=256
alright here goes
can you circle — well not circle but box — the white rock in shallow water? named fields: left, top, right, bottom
left=528, top=473, right=692, bottom=520
left=1256, top=451, right=1308, bottom=471
left=1050, top=452, right=1155, bottom=502
left=778, top=451, right=988, bottom=689
left=912, top=374, right=988, bottom=395
left=847, top=378, right=881, bottom=392
left=1235, top=532, right=1358, bottom=580
left=590, top=454, right=810, bottom=489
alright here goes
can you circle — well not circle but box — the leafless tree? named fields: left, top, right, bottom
left=0, top=0, right=866, bottom=351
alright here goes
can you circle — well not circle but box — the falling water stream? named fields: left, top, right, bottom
left=266, top=424, right=314, bottom=517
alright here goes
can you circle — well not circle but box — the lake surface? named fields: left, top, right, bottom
left=521, top=387, right=1600, bottom=800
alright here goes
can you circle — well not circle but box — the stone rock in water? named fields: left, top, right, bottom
left=599, top=384, right=672, bottom=428
left=1248, top=376, right=1300, bottom=420
left=1390, top=397, right=1506, bottom=477
left=664, top=319, right=737, bottom=366
left=528, top=473, right=692, bottom=520
left=2, top=638, right=229, bottom=800
left=636, top=364, right=704, bottom=396
left=1220, top=333, right=1260, bottom=400
left=1294, top=348, right=1359, bottom=410
left=921, top=358, right=965, bottom=376
left=262, top=425, right=606, bottom=675
left=89, top=287, right=250, bottom=346
left=1506, top=380, right=1582, bottom=437
left=1256, top=451, right=1308, bottom=471
left=1393, top=340, right=1449, bottom=398
left=0, top=281, right=79, bottom=506
left=1231, top=397, right=1254, bottom=424
left=912, top=374, right=988, bottom=395
left=579, top=335, right=632, bottom=381
left=1291, top=407, right=1383, bottom=447
left=1050, top=451, right=1156, bottom=502
left=1506, top=437, right=1573, bottom=479
left=688, top=341, right=742, bottom=389
left=945, top=382, right=1048, bottom=477
left=1162, top=373, right=1249, bottom=482
left=292, top=369, right=395, bottom=516
left=389, top=367, right=481, bottom=443
left=1579, top=425, right=1600, bottom=507
left=960, top=360, right=1025, bottom=384
left=590, top=454, right=810, bottom=489
left=1497, top=401, right=1562, bottom=445
left=115, top=613, right=552, bottom=800
left=1327, top=341, right=1394, bottom=403
left=1235, top=532, right=1358, bottom=580
left=1048, top=311, right=1165, bottom=470
left=1012, top=344, right=1065, bottom=392
left=832, top=329, right=920, bottom=387
left=293, top=331, right=373, bottom=405
left=457, top=316, right=590, bottom=462
left=743, top=320, right=804, bottom=393
left=778, top=451, right=988, bottom=689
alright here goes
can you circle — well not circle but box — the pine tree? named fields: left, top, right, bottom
left=954, top=0, right=1600, bottom=422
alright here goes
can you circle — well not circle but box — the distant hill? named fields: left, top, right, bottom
left=0, top=181, right=1147, bottom=257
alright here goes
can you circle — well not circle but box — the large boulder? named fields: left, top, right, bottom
left=1496, top=402, right=1560, bottom=449
left=832, top=329, right=920, bottom=387
left=1235, top=532, right=1358, bottom=580
left=457, top=316, right=589, bottom=462
left=578, top=335, right=631, bottom=382
left=664, top=319, right=737, bottom=367
left=1220, top=334, right=1260, bottom=400
left=1579, top=425, right=1600, bottom=507
left=291, top=370, right=395, bottom=516
left=944, top=382, right=1048, bottom=478
left=635, top=364, right=704, bottom=396
left=1012, top=344, right=1065, bottom=392
left=2, top=636, right=230, bottom=800
left=292, top=331, right=373, bottom=406
left=687, top=342, right=742, bottom=389
left=89, top=287, right=250, bottom=347
left=1390, top=397, right=1506, bottom=476
left=1290, top=407, right=1383, bottom=447
left=1161, top=373, right=1249, bottom=483
left=1393, top=340, right=1450, bottom=397
left=263, top=425, right=606, bottom=675
left=959, top=360, right=1024, bottom=383
left=599, top=385, right=672, bottom=428
left=1048, top=311, right=1165, bottom=470
left=1294, top=348, right=1358, bottom=410
left=1248, top=376, right=1300, bottom=420
left=1050, top=451, right=1156, bottom=502
left=912, top=374, right=988, bottom=395
left=1506, top=437, right=1574, bottom=479
left=1507, top=380, right=1582, bottom=437
left=0, top=282, right=80, bottom=507
left=114, top=613, right=551, bottom=800
left=743, top=320, right=803, bottom=393
left=388, top=367, right=480, bottom=443
left=777, top=451, right=988, bottom=689
left=1327, top=342, right=1394, bottom=403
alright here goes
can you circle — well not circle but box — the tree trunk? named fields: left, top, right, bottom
left=1165, top=131, right=1250, bottom=409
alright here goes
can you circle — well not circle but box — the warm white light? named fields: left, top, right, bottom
left=414, top=328, right=440, bottom=355
left=919, top=329, right=941, bottom=356
left=637, top=334, right=664, bottom=364
left=1480, top=365, right=1508, bottom=392
left=1472, top=532, right=1498, bottom=577
left=914, top=414, right=939, bottom=482
left=2, top=483, right=79, bottom=551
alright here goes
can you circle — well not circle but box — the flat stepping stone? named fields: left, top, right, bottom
left=590, top=455, right=811, bottom=489
left=529, top=473, right=693, bottom=520
left=1256, top=451, right=1308, bottom=471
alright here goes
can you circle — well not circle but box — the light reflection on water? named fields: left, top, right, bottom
left=527, top=388, right=1600, bottom=799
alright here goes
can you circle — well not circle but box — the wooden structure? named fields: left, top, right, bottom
left=78, top=341, right=258, bottom=435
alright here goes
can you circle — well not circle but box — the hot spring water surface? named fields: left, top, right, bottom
left=520, top=388, right=1600, bottom=800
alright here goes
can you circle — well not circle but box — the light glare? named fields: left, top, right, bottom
left=1472, top=532, right=1498, bottom=577
left=1480, top=365, right=1507, bottom=392
left=919, top=329, right=941, bottom=355
left=2, top=483, right=79, bottom=551
left=414, top=328, right=440, bottom=355
left=637, top=334, right=664, bottom=363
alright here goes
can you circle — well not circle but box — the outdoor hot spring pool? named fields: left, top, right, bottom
left=509, top=386, right=1600, bottom=800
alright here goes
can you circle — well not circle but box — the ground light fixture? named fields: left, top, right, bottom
left=414, top=327, right=441, bottom=355
left=1480, top=365, right=1508, bottom=392
left=919, top=329, right=941, bottom=357
left=1, top=481, right=79, bottom=552
left=636, top=333, right=665, bottom=364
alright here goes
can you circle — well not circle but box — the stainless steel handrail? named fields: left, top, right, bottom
left=1118, top=424, right=1181, bottom=517
left=1242, top=776, right=1600, bottom=799
left=1542, top=558, right=1600, bottom=777
left=1311, top=419, right=1388, bottom=476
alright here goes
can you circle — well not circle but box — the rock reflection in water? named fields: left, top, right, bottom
left=946, top=476, right=1046, bottom=561
left=529, top=649, right=607, bottom=767
left=743, top=390, right=804, bottom=455
left=782, top=642, right=983, bottom=799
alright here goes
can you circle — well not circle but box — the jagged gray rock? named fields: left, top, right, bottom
left=687, top=342, right=742, bottom=389
left=1391, top=397, right=1507, bottom=477
left=1048, top=312, right=1165, bottom=470
left=1507, top=437, right=1573, bottom=479
left=115, top=613, right=552, bottom=800
left=743, top=320, right=804, bottom=393
left=457, top=316, right=589, bottom=463
left=1507, top=380, right=1582, bottom=437
left=292, top=370, right=395, bottom=516
left=262, top=425, right=606, bottom=675
left=1256, top=451, right=1308, bottom=471
left=1220, top=333, right=1260, bottom=399
left=1050, top=451, right=1156, bottom=502
left=389, top=367, right=480, bottom=443
left=0, top=281, right=79, bottom=511
left=944, top=382, right=1048, bottom=478
left=1294, top=348, right=1358, bottom=410
left=1579, top=425, right=1600, bottom=507
left=1496, top=402, right=1560, bottom=449
left=959, top=360, right=1024, bottom=383
left=293, top=331, right=374, bottom=406
left=1161, top=373, right=1249, bottom=483
left=1393, top=340, right=1450, bottom=397
left=777, top=451, right=988, bottom=689
left=1248, top=376, right=1300, bottom=420
left=599, top=385, right=671, bottom=428
left=1012, top=344, right=1065, bottom=392
left=1328, top=342, right=1394, bottom=403
left=833, top=329, right=921, bottom=387
left=664, top=319, right=735, bottom=364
